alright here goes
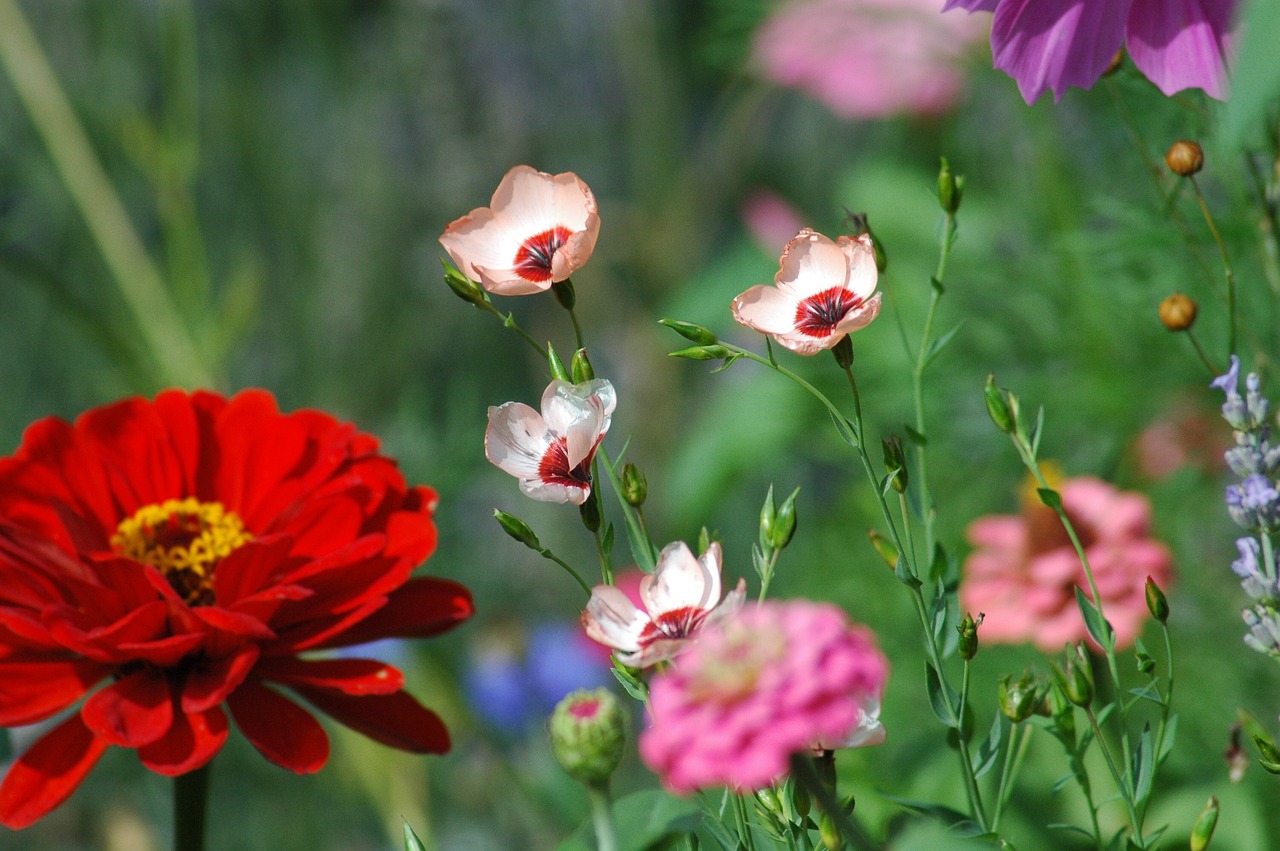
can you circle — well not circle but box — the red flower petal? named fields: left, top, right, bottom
left=0, top=713, right=108, bottom=829
left=0, top=658, right=105, bottom=725
left=227, top=680, right=329, bottom=773
left=294, top=687, right=450, bottom=754
left=312, top=577, right=474, bottom=649
left=255, top=657, right=404, bottom=695
left=137, top=706, right=229, bottom=776
left=182, top=645, right=261, bottom=714
left=81, top=670, right=174, bottom=747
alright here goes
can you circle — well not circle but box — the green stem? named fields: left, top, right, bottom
left=788, top=754, right=879, bottom=851
left=992, top=724, right=1034, bottom=832
left=757, top=548, right=782, bottom=603
left=476, top=300, right=546, bottom=356
left=1085, top=706, right=1143, bottom=840
left=1184, top=328, right=1221, bottom=376
left=541, top=547, right=593, bottom=596
left=593, top=525, right=613, bottom=586
left=586, top=784, right=618, bottom=851
left=911, top=211, right=953, bottom=560
left=1189, top=175, right=1238, bottom=356
left=733, top=792, right=759, bottom=851
left=0, top=0, right=211, bottom=388
left=173, top=764, right=211, bottom=851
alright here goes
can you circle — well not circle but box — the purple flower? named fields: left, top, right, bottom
left=943, top=0, right=1236, bottom=104
left=1211, top=354, right=1241, bottom=394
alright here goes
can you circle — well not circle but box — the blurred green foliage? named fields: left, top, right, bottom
left=1, top=0, right=1279, bottom=849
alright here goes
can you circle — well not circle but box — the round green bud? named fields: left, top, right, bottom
left=549, top=689, right=626, bottom=788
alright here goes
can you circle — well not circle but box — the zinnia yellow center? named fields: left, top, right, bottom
left=111, top=497, right=253, bottom=605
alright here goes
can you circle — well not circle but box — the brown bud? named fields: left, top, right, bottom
left=1158, top=293, right=1197, bottom=331
left=1165, top=140, right=1204, bottom=177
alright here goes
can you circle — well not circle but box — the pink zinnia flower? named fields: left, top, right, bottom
left=581, top=542, right=746, bottom=668
left=439, top=165, right=601, bottom=295
left=639, top=600, right=887, bottom=794
left=485, top=379, right=616, bottom=505
left=732, top=229, right=882, bottom=356
left=754, top=0, right=986, bottom=119
left=944, top=0, right=1237, bottom=103
left=960, top=474, right=1173, bottom=652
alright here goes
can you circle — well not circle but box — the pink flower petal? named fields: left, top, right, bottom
left=1125, top=0, right=1233, bottom=98
left=991, top=0, right=1131, bottom=102
left=582, top=585, right=648, bottom=653
left=484, top=402, right=553, bottom=480
left=641, top=541, right=719, bottom=616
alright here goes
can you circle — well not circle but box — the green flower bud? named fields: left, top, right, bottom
left=548, top=344, right=570, bottom=382
left=937, top=157, right=964, bottom=214
left=1145, top=576, right=1169, bottom=624
left=998, top=669, right=1045, bottom=723
left=754, top=787, right=784, bottom=820
left=1055, top=644, right=1094, bottom=708
left=549, top=688, right=626, bottom=788
left=1190, top=796, right=1219, bottom=851
left=441, top=260, right=487, bottom=306
left=882, top=434, right=908, bottom=494
left=832, top=336, right=854, bottom=370
left=957, top=612, right=983, bottom=661
left=579, top=489, right=601, bottom=533
left=494, top=509, right=541, bottom=550
left=820, top=811, right=840, bottom=851
left=659, top=319, right=718, bottom=346
left=571, top=348, right=595, bottom=384
left=669, top=344, right=731, bottom=361
left=867, top=529, right=898, bottom=568
left=621, top=462, right=647, bottom=507
left=759, top=484, right=777, bottom=553
left=771, top=487, right=800, bottom=550
left=984, top=374, right=1015, bottom=434
left=552, top=279, right=576, bottom=310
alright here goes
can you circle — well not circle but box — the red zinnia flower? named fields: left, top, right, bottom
left=0, top=389, right=473, bottom=828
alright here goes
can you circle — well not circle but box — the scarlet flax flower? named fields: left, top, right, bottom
left=0, top=390, right=473, bottom=828
left=485, top=379, right=616, bottom=505
left=732, top=228, right=882, bottom=355
left=581, top=541, right=746, bottom=668
left=439, top=165, right=601, bottom=296
left=960, top=473, right=1172, bottom=651
left=639, top=600, right=887, bottom=793
left=944, top=0, right=1236, bottom=103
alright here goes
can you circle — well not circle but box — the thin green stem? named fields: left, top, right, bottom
left=992, top=724, right=1034, bottom=832
left=1189, top=175, right=1238, bottom=356
left=1184, top=328, right=1221, bottom=376
left=911, top=211, right=953, bottom=559
left=542, top=548, right=592, bottom=596
left=788, top=754, right=879, bottom=851
left=586, top=785, right=618, bottom=851
left=0, top=0, right=211, bottom=388
left=593, top=525, right=613, bottom=586
left=733, top=792, right=759, bottom=851
left=476, top=300, right=546, bottom=355
left=173, top=764, right=211, bottom=851
left=757, top=548, right=782, bottom=603
left=1085, top=706, right=1142, bottom=840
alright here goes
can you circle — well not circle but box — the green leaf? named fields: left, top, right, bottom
left=599, top=448, right=657, bottom=572
left=880, top=793, right=969, bottom=827
left=904, top=424, right=928, bottom=446
left=1132, top=723, right=1155, bottom=805
left=1047, top=824, right=1097, bottom=841
left=1158, top=714, right=1178, bottom=763
left=1037, top=487, right=1062, bottom=510
left=602, top=522, right=616, bottom=560
left=924, top=321, right=965, bottom=367
left=1030, top=406, right=1046, bottom=459
left=403, top=821, right=427, bottom=851
left=611, top=659, right=649, bottom=702
left=972, top=713, right=1005, bottom=779
left=926, top=662, right=959, bottom=728
left=559, top=789, right=700, bottom=851
left=829, top=410, right=860, bottom=447
left=895, top=556, right=922, bottom=589
left=1074, top=586, right=1115, bottom=649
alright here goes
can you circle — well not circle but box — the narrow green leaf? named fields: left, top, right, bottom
left=904, top=424, right=928, bottom=446
left=1030, top=406, right=1046, bottom=458
left=972, top=713, right=1005, bottom=779
left=925, top=662, right=959, bottom=728
left=599, top=447, right=657, bottom=572
left=924, top=321, right=965, bottom=367
left=403, top=822, right=427, bottom=851
left=829, top=410, right=859, bottom=447
left=880, top=794, right=968, bottom=826
left=1074, top=586, right=1115, bottom=648
left=1132, top=723, right=1155, bottom=805
left=1037, top=487, right=1062, bottom=510
left=1158, top=714, right=1178, bottom=763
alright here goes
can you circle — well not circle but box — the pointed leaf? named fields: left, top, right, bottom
left=1074, top=586, right=1115, bottom=648
left=829, top=411, right=859, bottom=448
left=925, top=663, right=959, bottom=729
left=924, top=321, right=965, bottom=367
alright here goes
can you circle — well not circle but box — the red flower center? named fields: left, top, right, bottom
left=110, top=497, right=253, bottom=606
left=638, top=606, right=708, bottom=646
left=537, top=437, right=593, bottom=491
left=514, top=226, right=572, bottom=283
left=794, top=287, right=862, bottom=338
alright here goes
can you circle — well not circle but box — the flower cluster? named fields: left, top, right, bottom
left=639, top=600, right=887, bottom=793
left=0, top=390, right=473, bottom=827
left=1212, top=356, right=1280, bottom=657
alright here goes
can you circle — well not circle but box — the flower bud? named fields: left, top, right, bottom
left=579, top=489, right=601, bottom=533
left=549, top=688, right=626, bottom=788
left=771, top=487, right=799, bottom=550
left=1189, top=795, right=1219, bottom=851
left=882, top=435, right=908, bottom=494
left=819, top=811, right=840, bottom=850
left=867, top=529, right=898, bottom=568
left=494, top=509, right=541, bottom=550
left=442, top=261, right=487, bottom=306
left=1165, top=140, right=1204, bottom=177
left=1145, top=576, right=1170, bottom=624
left=1158, top=293, right=1197, bottom=332
left=832, top=336, right=854, bottom=370
left=571, top=348, right=595, bottom=384
left=621, top=462, right=647, bottom=507
left=659, top=319, right=718, bottom=346
left=937, top=157, right=964, bottom=214
left=552, top=279, right=576, bottom=310
left=998, top=669, right=1045, bottom=723
left=754, top=787, right=784, bottom=820
left=547, top=344, right=570, bottom=382
left=957, top=612, right=983, bottom=661
left=1056, top=644, right=1094, bottom=708
left=984, top=374, right=1015, bottom=434
left=669, top=344, right=731, bottom=361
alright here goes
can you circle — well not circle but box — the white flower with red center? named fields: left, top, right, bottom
left=485, top=379, right=616, bottom=504
left=581, top=541, right=747, bottom=668
left=439, top=165, right=601, bottom=296
left=731, top=228, right=882, bottom=355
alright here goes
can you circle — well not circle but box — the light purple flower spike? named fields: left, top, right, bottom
left=943, top=0, right=1236, bottom=103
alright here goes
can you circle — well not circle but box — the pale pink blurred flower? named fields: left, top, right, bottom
left=639, top=600, right=887, bottom=794
left=741, top=191, right=806, bottom=253
left=440, top=165, right=600, bottom=295
left=753, top=0, right=986, bottom=119
left=732, top=228, right=882, bottom=355
left=582, top=542, right=747, bottom=668
left=961, top=475, right=1173, bottom=652
left=485, top=379, right=615, bottom=504
left=1133, top=401, right=1226, bottom=481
